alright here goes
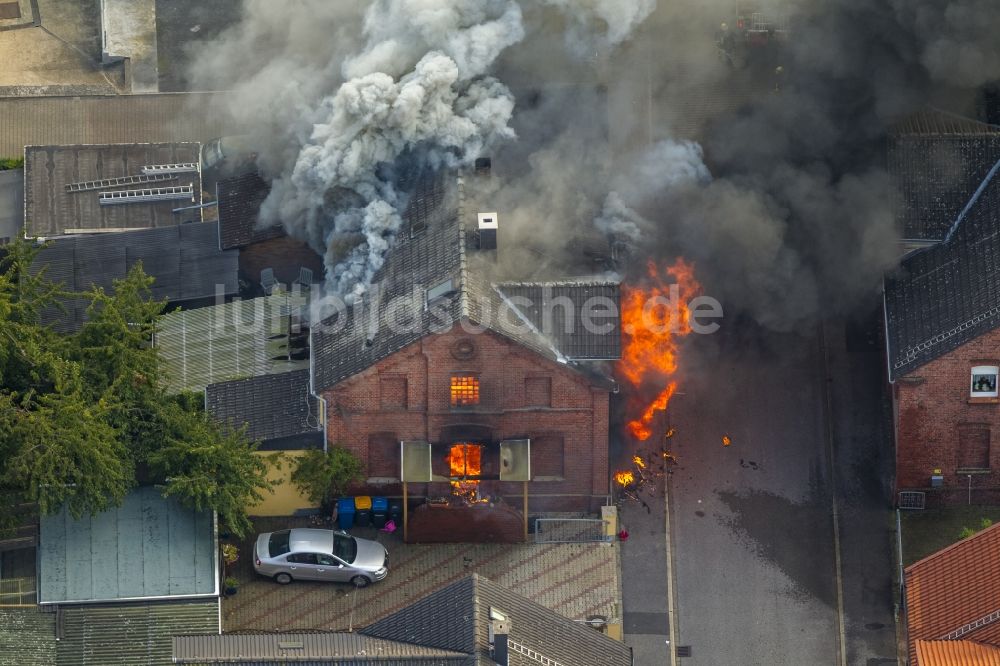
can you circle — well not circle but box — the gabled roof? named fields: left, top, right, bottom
left=24, top=143, right=203, bottom=238
left=206, top=370, right=323, bottom=450
left=310, top=168, right=621, bottom=392
left=31, top=221, right=239, bottom=333
left=916, top=639, right=1000, bottom=666
left=172, top=632, right=471, bottom=664
left=904, top=522, right=1000, bottom=664
left=217, top=172, right=284, bottom=250
left=884, top=158, right=1000, bottom=380
left=889, top=109, right=1000, bottom=241
left=362, top=573, right=631, bottom=666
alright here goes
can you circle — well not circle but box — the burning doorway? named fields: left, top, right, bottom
left=446, top=442, right=485, bottom=502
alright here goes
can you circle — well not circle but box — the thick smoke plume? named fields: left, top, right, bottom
left=191, top=0, right=1000, bottom=328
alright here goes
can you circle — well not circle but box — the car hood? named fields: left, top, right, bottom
left=352, top=539, right=387, bottom=570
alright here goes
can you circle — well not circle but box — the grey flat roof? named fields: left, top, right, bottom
left=173, top=632, right=470, bottom=663
left=0, top=168, right=22, bottom=242
left=24, top=142, right=202, bottom=238
left=39, top=486, right=218, bottom=604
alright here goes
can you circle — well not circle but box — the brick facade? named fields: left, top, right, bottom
left=894, top=326, right=1000, bottom=503
left=322, top=325, right=612, bottom=514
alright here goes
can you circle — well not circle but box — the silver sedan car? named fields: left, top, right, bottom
left=253, top=528, right=388, bottom=587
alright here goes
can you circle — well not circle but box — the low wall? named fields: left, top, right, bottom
left=406, top=501, right=525, bottom=544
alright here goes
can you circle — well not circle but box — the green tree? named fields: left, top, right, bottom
left=147, top=398, right=276, bottom=538
left=0, top=249, right=273, bottom=536
left=291, top=447, right=365, bottom=510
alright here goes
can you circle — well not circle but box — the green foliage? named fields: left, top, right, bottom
left=959, top=517, right=994, bottom=539
left=291, top=447, right=364, bottom=509
left=0, top=157, right=23, bottom=170
left=0, top=247, right=272, bottom=536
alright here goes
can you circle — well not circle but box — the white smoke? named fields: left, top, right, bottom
left=594, top=139, right=711, bottom=245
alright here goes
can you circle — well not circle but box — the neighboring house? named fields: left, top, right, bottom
left=904, top=521, right=1000, bottom=665
left=23, top=143, right=204, bottom=238
left=311, top=167, right=621, bottom=515
left=173, top=573, right=632, bottom=665
left=206, top=370, right=324, bottom=516
left=889, top=109, right=1000, bottom=250
left=884, top=122, right=1000, bottom=504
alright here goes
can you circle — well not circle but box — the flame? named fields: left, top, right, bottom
left=632, top=455, right=646, bottom=469
left=620, top=259, right=702, bottom=440
left=614, top=470, right=635, bottom=487
left=722, top=435, right=732, bottom=447
left=446, top=442, right=482, bottom=501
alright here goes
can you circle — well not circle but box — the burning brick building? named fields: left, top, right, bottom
left=884, top=112, right=1000, bottom=505
left=310, top=167, right=621, bottom=529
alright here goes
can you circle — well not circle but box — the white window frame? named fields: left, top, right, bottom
left=970, top=366, right=999, bottom=398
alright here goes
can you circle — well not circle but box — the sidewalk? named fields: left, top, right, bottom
left=619, top=477, right=673, bottom=664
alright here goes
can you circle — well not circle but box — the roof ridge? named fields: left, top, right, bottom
left=905, top=520, right=1000, bottom=573
left=457, top=175, right=470, bottom=321
left=943, top=157, right=1000, bottom=242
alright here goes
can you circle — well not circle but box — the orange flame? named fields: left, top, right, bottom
left=722, top=435, right=732, bottom=447
left=632, top=455, right=646, bottom=469
left=614, top=470, right=635, bottom=486
left=620, top=259, right=702, bottom=440
left=446, top=442, right=482, bottom=501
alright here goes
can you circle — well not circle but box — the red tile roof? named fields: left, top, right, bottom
left=905, top=522, right=1000, bottom=664
left=916, top=640, right=1000, bottom=666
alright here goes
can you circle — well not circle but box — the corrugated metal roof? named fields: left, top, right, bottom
left=905, top=522, right=1000, bottom=663
left=884, top=159, right=1000, bottom=379
left=172, top=632, right=470, bottom=663
left=24, top=143, right=203, bottom=238
left=39, top=487, right=218, bottom=604
left=0, top=93, right=233, bottom=157
left=57, top=600, right=219, bottom=666
left=31, top=221, right=239, bottom=332
left=916, top=639, right=1000, bottom=666
left=206, top=370, right=322, bottom=447
left=0, top=608, right=57, bottom=665
left=156, top=293, right=309, bottom=393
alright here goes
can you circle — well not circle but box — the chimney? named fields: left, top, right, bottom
left=490, top=618, right=510, bottom=666
left=477, top=212, right=498, bottom=251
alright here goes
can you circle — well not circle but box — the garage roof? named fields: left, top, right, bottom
left=38, top=486, right=218, bottom=604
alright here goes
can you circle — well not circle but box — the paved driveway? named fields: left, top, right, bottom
left=223, top=517, right=621, bottom=633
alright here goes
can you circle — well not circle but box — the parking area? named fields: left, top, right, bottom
left=223, top=516, right=621, bottom=632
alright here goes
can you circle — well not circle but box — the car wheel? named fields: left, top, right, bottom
left=351, top=575, right=371, bottom=588
left=274, top=573, right=293, bottom=585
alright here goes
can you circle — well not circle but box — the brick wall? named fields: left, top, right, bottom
left=322, top=325, right=612, bottom=513
left=895, top=327, right=1000, bottom=502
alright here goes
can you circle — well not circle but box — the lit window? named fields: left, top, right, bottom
left=450, top=374, right=480, bottom=407
left=971, top=366, right=999, bottom=398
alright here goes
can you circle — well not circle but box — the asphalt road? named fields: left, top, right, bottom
left=618, top=317, right=896, bottom=666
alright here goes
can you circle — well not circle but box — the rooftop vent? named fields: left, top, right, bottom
left=477, top=212, right=498, bottom=251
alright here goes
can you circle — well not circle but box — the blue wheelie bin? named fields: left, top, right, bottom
left=337, top=497, right=356, bottom=530
left=371, top=496, right=388, bottom=528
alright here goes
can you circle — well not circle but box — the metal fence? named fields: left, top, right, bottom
left=533, top=519, right=611, bottom=544
left=0, top=577, right=37, bottom=607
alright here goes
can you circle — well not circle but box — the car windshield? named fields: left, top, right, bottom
left=334, top=535, right=357, bottom=564
left=268, top=530, right=291, bottom=557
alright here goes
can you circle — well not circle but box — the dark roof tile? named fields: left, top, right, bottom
left=206, top=370, right=323, bottom=446
left=217, top=172, right=284, bottom=250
